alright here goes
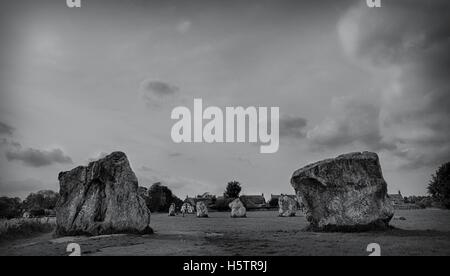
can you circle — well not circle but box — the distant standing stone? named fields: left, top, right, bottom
left=56, top=152, right=152, bottom=236
left=196, top=201, right=208, bottom=218
left=290, top=152, right=394, bottom=231
left=169, top=203, right=176, bottom=216
left=278, top=195, right=297, bottom=217
left=229, top=198, right=247, bottom=218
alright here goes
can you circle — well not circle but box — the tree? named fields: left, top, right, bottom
left=224, top=181, right=242, bottom=199
left=147, top=183, right=182, bottom=212
left=0, top=197, right=22, bottom=219
left=428, top=162, right=450, bottom=209
left=268, top=197, right=278, bottom=208
left=22, top=190, right=59, bottom=212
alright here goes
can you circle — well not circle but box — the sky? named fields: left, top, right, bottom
left=0, top=0, right=449, bottom=199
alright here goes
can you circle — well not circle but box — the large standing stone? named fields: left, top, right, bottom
left=229, top=198, right=247, bottom=218
left=196, top=201, right=208, bottom=218
left=278, top=195, right=297, bottom=217
left=55, top=152, right=152, bottom=236
left=290, top=152, right=394, bottom=231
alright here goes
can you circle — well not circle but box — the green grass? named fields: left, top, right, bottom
left=0, top=218, right=56, bottom=242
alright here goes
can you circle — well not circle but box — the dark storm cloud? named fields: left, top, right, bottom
left=347, top=0, right=450, bottom=67
left=6, top=146, right=73, bottom=167
left=279, top=116, right=308, bottom=138
left=337, top=0, right=450, bottom=169
left=0, top=121, right=14, bottom=135
left=142, top=80, right=179, bottom=97
left=168, top=152, right=183, bottom=158
left=0, top=178, right=44, bottom=197
left=139, top=80, right=184, bottom=108
left=307, top=98, right=396, bottom=151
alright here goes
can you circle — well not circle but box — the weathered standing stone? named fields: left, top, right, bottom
left=169, top=203, right=176, bottom=216
left=229, top=198, right=247, bottom=218
left=196, top=201, right=208, bottom=218
left=55, top=152, right=152, bottom=236
left=278, top=195, right=297, bottom=217
left=290, top=152, right=394, bottom=231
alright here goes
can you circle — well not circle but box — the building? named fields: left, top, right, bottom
left=388, top=191, right=405, bottom=206
left=184, top=192, right=217, bottom=210
left=240, top=194, right=267, bottom=210
left=388, top=191, right=420, bottom=210
left=270, top=194, right=297, bottom=202
left=184, top=196, right=197, bottom=210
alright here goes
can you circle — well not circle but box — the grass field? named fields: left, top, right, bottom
left=0, top=218, right=56, bottom=243
left=0, top=209, right=449, bottom=256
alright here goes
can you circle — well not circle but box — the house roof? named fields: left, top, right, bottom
left=240, top=195, right=266, bottom=205
left=271, top=194, right=296, bottom=200
left=184, top=197, right=197, bottom=206
left=388, top=194, right=404, bottom=202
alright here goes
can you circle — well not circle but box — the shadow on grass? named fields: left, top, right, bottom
left=370, top=228, right=450, bottom=238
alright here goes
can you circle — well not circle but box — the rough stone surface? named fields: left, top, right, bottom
left=229, top=198, right=247, bottom=218
left=278, top=195, right=297, bottom=217
left=290, top=152, right=394, bottom=231
left=55, top=152, right=152, bottom=236
left=169, top=204, right=176, bottom=216
left=196, top=201, right=208, bottom=218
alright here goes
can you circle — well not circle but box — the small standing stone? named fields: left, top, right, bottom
left=278, top=195, right=297, bottom=217
left=169, top=203, right=176, bottom=216
left=229, top=198, right=247, bottom=218
left=196, top=201, right=208, bottom=218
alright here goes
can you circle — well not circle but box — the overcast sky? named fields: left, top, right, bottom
left=0, top=0, right=449, bottom=199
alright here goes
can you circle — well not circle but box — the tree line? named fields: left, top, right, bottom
left=1, top=161, right=449, bottom=219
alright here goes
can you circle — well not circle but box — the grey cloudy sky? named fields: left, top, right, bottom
left=0, top=0, right=449, bottom=199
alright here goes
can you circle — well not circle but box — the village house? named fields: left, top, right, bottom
left=388, top=191, right=405, bottom=207
left=388, top=191, right=421, bottom=210
left=240, top=194, right=267, bottom=210
left=184, top=192, right=217, bottom=210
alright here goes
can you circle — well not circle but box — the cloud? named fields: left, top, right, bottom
left=87, top=152, right=109, bottom=163
left=176, top=20, right=192, bottom=34
left=168, top=152, right=183, bottom=158
left=307, top=97, right=396, bottom=151
left=235, top=156, right=254, bottom=167
left=139, top=80, right=184, bottom=108
left=137, top=167, right=213, bottom=197
left=142, top=80, right=179, bottom=97
left=0, top=178, right=46, bottom=198
left=279, top=116, right=308, bottom=138
left=335, top=0, right=450, bottom=169
left=138, top=166, right=155, bottom=172
left=0, top=121, right=14, bottom=136
left=6, top=146, right=73, bottom=167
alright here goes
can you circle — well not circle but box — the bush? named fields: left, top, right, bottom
left=0, top=197, right=22, bottom=219
left=212, top=197, right=234, bottom=211
left=417, top=198, right=433, bottom=209
left=22, top=190, right=59, bottom=212
left=428, top=162, right=450, bottom=209
left=147, top=183, right=182, bottom=212
left=268, top=198, right=278, bottom=208
left=0, top=218, right=56, bottom=242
